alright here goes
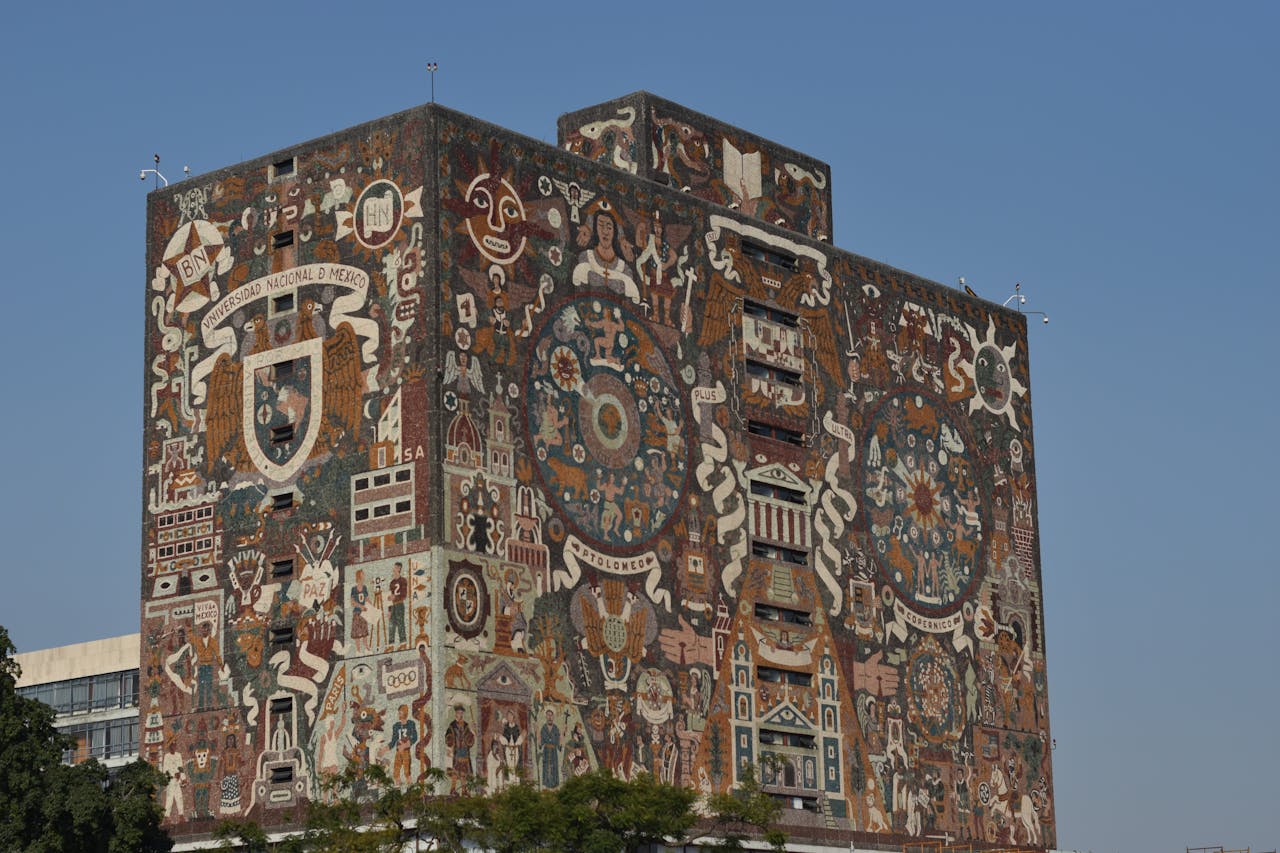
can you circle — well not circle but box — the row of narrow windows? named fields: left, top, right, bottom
left=354, top=469, right=412, bottom=491
left=156, top=538, right=214, bottom=559
left=61, top=719, right=139, bottom=764
left=355, top=499, right=412, bottom=521
left=157, top=506, right=213, bottom=527
left=18, top=671, right=139, bottom=716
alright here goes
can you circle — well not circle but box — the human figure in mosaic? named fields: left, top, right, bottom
left=349, top=570, right=371, bottom=653
left=500, top=711, right=525, bottom=781
left=538, top=708, right=561, bottom=788
left=388, top=562, right=409, bottom=649
left=445, top=706, right=475, bottom=793
left=585, top=306, right=626, bottom=366
left=219, top=733, right=242, bottom=815
left=162, top=739, right=185, bottom=819
left=564, top=722, right=589, bottom=778
left=486, top=737, right=506, bottom=791
left=190, top=621, right=222, bottom=711
left=635, top=211, right=678, bottom=325
left=573, top=204, right=638, bottom=302
left=389, top=703, right=418, bottom=785
left=187, top=728, right=216, bottom=819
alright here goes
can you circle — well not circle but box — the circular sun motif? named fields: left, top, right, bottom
left=549, top=346, right=582, bottom=391
left=527, top=297, right=688, bottom=550
left=906, top=637, right=964, bottom=743
left=863, top=391, right=985, bottom=614
left=963, top=316, right=1027, bottom=429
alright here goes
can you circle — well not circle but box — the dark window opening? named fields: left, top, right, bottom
left=270, top=424, right=295, bottom=445
left=270, top=558, right=294, bottom=579
left=747, top=420, right=805, bottom=446
left=741, top=239, right=798, bottom=272
left=273, top=359, right=295, bottom=381
left=757, top=667, right=813, bottom=688
left=269, top=627, right=294, bottom=646
left=744, top=300, right=799, bottom=328
left=272, top=230, right=294, bottom=249
left=751, top=540, right=808, bottom=566
left=760, top=729, right=817, bottom=749
left=750, top=480, right=806, bottom=505
left=754, top=603, right=813, bottom=627
left=272, top=157, right=295, bottom=177
left=270, top=696, right=293, bottom=715
left=271, top=765, right=294, bottom=784
left=271, top=492, right=294, bottom=512
left=745, top=359, right=802, bottom=388
left=272, top=292, right=295, bottom=314
left=770, top=794, right=818, bottom=811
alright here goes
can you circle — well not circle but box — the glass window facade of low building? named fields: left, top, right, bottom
left=18, top=670, right=140, bottom=763
left=13, top=634, right=141, bottom=769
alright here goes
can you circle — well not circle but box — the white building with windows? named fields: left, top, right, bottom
left=14, top=633, right=141, bottom=769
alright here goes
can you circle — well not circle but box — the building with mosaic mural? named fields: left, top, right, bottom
left=142, top=91, right=1054, bottom=849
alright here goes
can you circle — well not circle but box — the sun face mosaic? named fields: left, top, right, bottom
left=143, top=95, right=1053, bottom=850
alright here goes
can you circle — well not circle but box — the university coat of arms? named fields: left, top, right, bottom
left=205, top=298, right=363, bottom=483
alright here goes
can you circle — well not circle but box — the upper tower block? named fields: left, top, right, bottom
left=558, top=92, right=832, bottom=241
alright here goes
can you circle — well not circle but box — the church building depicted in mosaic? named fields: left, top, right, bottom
left=142, top=92, right=1054, bottom=849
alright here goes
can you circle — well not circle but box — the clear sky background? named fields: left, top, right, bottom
left=0, top=2, right=1275, bottom=850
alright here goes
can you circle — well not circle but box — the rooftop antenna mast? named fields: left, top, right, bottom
left=1003, top=281, right=1049, bottom=325
left=427, top=62, right=438, bottom=103
left=140, top=154, right=167, bottom=189
left=140, top=154, right=190, bottom=189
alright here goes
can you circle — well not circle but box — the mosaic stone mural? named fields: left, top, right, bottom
left=144, top=98, right=1054, bottom=849
left=144, top=116, right=437, bottom=833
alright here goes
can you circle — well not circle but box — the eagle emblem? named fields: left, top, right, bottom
left=206, top=300, right=362, bottom=482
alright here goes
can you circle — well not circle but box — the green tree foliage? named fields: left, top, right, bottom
left=553, top=769, right=699, bottom=853
left=213, top=818, right=273, bottom=852
left=470, top=780, right=561, bottom=853
left=0, top=625, right=65, bottom=849
left=700, top=765, right=786, bottom=853
left=221, top=761, right=784, bottom=853
left=302, top=763, right=408, bottom=852
left=0, top=625, right=171, bottom=852
left=106, top=761, right=174, bottom=853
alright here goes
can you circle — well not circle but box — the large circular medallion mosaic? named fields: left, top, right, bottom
left=906, top=637, right=964, bottom=743
left=526, top=297, right=688, bottom=549
left=862, top=391, right=984, bottom=615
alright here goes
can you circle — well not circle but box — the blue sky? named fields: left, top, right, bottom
left=0, top=1, right=1275, bottom=850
